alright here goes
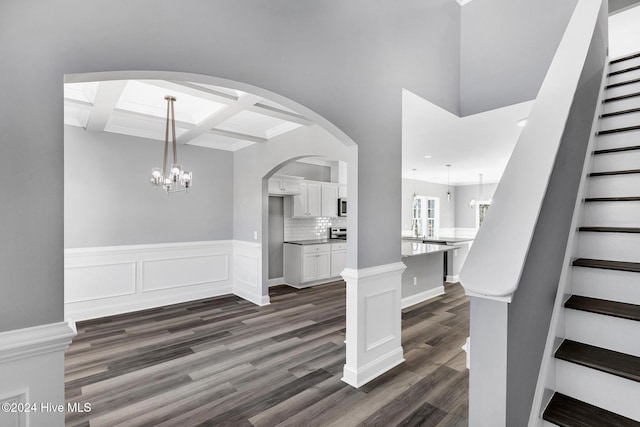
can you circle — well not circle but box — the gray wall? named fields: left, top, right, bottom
left=64, top=126, right=233, bottom=248
left=277, top=162, right=331, bottom=182
left=460, top=0, right=578, bottom=116
left=610, top=0, right=640, bottom=13
left=0, top=0, right=462, bottom=332
left=268, top=197, right=284, bottom=279
left=505, top=3, right=607, bottom=424
left=454, top=183, right=498, bottom=229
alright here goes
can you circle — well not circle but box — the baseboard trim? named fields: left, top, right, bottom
left=401, top=286, right=445, bottom=309
left=268, top=277, right=284, bottom=287
left=446, top=275, right=460, bottom=283
left=342, top=346, right=405, bottom=388
left=233, top=286, right=270, bottom=306
left=0, top=321, right=76, bottom=364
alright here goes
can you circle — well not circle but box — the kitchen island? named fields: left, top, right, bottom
left=401, top=241, right=459, bottom=308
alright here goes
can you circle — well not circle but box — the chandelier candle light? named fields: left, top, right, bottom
left=150, top=96, right=193, bottom=193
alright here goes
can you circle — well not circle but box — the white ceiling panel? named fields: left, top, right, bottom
left=216, top=110, right=293, bottom=138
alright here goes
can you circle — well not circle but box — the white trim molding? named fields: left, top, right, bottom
left=341, top=262, right=406, bottom=388
left=401, top=286, right=445, bottom=309
left=0, top=321, right=76, bottom=427
left=0, top=321, right=76, bottom=364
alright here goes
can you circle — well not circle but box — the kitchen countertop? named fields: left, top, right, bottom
left=403, top=236, right=474, bottom=243
left=284, top=239, right=347, bottom=245
left=401, top=241, right=460, bottom=257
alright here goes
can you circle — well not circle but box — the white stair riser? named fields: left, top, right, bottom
left=595, top=130, right=640, bottom=150
left=599, top=110, right=640, bottom=131
left=572, top=266, right=640, bottom=305
left=606, top=80, right=640, bottom=99
left=609, top=56, right=640, bottom=73
left=588, top=174, right=640, bottom=198
left=607, top=68, right=640, bottom=85
left=565, top=308, right=640, bottom=357
left=578, top=232, right=640, bottom=263
left=583, top=201, right=640, bottom=227
left=592, top=150, right=640, bottom=172
left=555, top=359, right=640, bottom=421
left=602, top=96, right=640, bottom=115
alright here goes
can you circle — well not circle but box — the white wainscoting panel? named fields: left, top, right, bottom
left=341, top=262, right=406, bottom=388
left=233, top=241, right=269, bottom=306
left=142, top=254, right=229, bottom=292
left=65, top=241, right=234, bottom=321
left=365, top=290, right=396, bottom=351
left=65, top=262, right=136, bottom=303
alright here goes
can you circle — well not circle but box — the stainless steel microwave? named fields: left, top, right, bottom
left=338, top=198, right=347, bottom=217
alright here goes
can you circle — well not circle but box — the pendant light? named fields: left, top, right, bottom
left=150, top=96, right=193, bottom=193
left=446, top=164, right=451, bottom=202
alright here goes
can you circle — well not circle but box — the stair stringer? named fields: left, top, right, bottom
left=527, top=59, right=609, bottom=427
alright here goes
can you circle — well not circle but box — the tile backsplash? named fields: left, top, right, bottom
left=284, top=217, right=348, bottom=241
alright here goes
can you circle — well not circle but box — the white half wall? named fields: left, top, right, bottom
left=65, top=241, right=269, bottom=322
left=0, top=321, right=75, bottom=427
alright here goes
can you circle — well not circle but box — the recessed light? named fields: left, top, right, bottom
left=424, top=155, right=432, bottom=159
left=517, top=118, right=528, bottom=127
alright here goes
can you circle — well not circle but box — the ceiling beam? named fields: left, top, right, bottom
left=85, top=80, right=127, bottom=132
left=178, top=93, right=263, bottom=145
left=207, top=128, right=267, bottom=144
left=247, top=103, right=312, bottom=126
left=148, top=80, right=312, bottom=126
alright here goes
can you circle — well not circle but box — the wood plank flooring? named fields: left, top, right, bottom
left=65, top=282, right=469, bottom=426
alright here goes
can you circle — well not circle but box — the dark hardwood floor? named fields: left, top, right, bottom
left=65, top=282, right=469, bottom=426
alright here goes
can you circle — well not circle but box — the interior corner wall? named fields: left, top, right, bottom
left=64, top=125, right=233, bottom=248
left=459, top=0, right=579, bottom=116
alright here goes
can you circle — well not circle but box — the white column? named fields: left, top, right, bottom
left=341, top=262, right=406, bottom=388
left=0, top=321, right=76, bottom=427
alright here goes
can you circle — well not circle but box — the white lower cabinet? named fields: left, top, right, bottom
left=330, top=242, right=347, bottom=277
left=284, top=242, right=345, bottom=288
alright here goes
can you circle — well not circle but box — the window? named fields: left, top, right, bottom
left=412, top=195, right=439, bottom=238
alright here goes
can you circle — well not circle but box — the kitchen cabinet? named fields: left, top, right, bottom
left=290, top=181, right=322, bottom=217
left=288, top=181, right=340, bottom=218
left=284, top=243, right=332, bottom=287
left=268, top=175, right=303, bottom=195
left=330, top=242, right=347, bottom=277
left=321, top=183, right=339, bottom=217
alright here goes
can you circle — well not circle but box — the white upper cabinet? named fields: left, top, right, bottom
left=287, top=180, right=340, bottom=218
left=321, top=183, right=339, bottom=217
left=268, top=175, right=303, bottom=195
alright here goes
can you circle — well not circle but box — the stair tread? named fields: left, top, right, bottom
left=590, top=169, right=640, bottom=176
left=597, top=125, right=640, bottom=135
left=607, top=77, right=640, bottom=89
left=601, top=107, right=640, bottom=118
left=584, top=196, right=640, bottom=202
left=543, top=392, right=640, bottom=427
left=609, top=65, right=640, bottom=77
left=611, top=51, right=640, bottom=65
left=593, top=145, right=640, bottom=154
left=555, top=340, right=640, bottom=382
left=573, top=258, right=640, bottom=273
left=565, top=295, right=640, bottom=321
left=579, top=226, right=640, bottom=233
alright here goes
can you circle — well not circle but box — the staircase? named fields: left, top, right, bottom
left=542, top=52, right=640, bottom=426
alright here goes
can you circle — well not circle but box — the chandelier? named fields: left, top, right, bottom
left=150, top=96, right=192, bottom=193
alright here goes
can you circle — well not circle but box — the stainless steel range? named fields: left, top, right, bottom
left=330, top=227, right=347, bottom=240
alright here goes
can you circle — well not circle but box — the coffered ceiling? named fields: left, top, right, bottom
left=64, top=79, right=311, bottom=151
